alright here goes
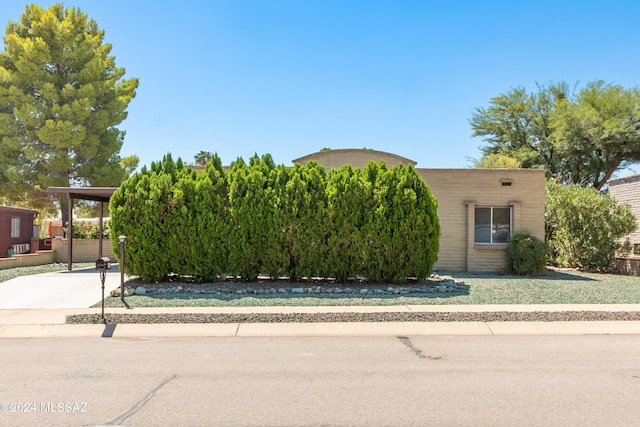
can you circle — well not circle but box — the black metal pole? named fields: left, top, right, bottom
left=100, top=269, right=106, bottom=323
left=119, top=236, right=126, bottom=302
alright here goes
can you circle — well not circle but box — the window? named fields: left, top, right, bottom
left=11, top=217, right=20, bottom=238
left=475, top=207, right=511, bottom=244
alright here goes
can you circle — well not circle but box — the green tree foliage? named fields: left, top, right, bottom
left=470, top=83, right=566, bottom=173
left=110, top=154, right=441, bottom=283
left=194, top=150, right=213, bottom=166
left=109, top=154, right=182, bottom=281
left=227, top=154, right=280, bottom=281
left=0, top=4, right=138, bottom=212
left=473, top=153, right=522, bottom=168
left=506, top=231, right=547, bottom=276
left=470, top=81, right=640, bottom=190
left=361, top=162, right=440, bottom=283
left=325, top=165, right=372, bottom=282
left=545, top=180, right=636, bottom=269
left=551, top=81, right=640, bottom=189
left=68, top=219, right=110, bottom=239
left=280, top=161, right=328, bottom=281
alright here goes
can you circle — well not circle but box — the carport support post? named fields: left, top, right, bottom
left=67, top=195, right=73, bottom=271
left=98, top=202, right=103, bottom=259
left=118, top=235, right=126, bottom=302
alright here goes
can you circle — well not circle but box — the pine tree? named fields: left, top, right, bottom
left=0, top=4, right=138, bottom=220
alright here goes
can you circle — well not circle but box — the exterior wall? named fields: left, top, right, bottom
left=293, top=149, right=417, bottom=170
left=0, top=251, right=56, bottom=270
left=52, top=237, right=119, bottom=263
left=608, top=174, right=640, bottom=273
left=0, top=206, right=38, bottom=258
left=418, top=169, right=546, bottom=272
left=614, top=257, right=640, bottom=276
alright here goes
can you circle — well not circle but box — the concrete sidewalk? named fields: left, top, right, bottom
left=1, top=304, right=640, bottom=338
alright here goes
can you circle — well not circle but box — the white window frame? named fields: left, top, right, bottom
left=474, top=206, right=512, bottom=245
left=11, top=217, right=20, bottom=238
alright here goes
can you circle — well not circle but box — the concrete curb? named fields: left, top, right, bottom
left=2, top=304, right=640, bottom=338
left=2, top=320, right=640, bottom=339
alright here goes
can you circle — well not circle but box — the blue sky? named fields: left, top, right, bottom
left=3, top=0, right=640, bottom=176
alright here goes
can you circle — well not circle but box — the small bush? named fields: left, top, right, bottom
left=506, top=231, right=547, bottom=276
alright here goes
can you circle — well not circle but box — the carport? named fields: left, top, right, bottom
left=47, top=187, right=118, bottom=271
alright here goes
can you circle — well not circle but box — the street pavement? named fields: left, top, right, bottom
left=1, top=267, right=640, bottom=338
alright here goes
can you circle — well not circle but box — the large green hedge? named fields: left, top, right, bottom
left=110, top=154, right=440, bottom=283
left=545, top=179, right=636, bottom=269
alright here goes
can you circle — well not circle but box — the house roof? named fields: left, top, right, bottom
left=292, top=148, right=417, bottom=167
left=0, top=205, right=38, bottom=216
left=47, top=187, right=118, bottom=203
left=607, top=173, right=640, bottom=186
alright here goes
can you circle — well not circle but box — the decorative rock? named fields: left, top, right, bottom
left=291, top=287, right=304, bottom=293
left=176, top=286, right=184, bottom=292
left=134, top=286, right=147, bottom=296
left=124, top=288, right=134, bottom=296
left=360, top=289, right=369, bottom=295
left=278, top=288, right=287, bottom=293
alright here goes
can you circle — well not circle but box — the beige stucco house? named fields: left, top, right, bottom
left=608, top=173, right=640, bottom=275
left=293, top=149, right=546, bottom=272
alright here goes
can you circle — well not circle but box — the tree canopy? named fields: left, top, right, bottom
left=470, top=81, right=640, bottom=190
left=0, top=4, right=138, bottom=210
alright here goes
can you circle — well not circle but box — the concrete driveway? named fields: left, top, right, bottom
left=0, top=266, right=123, bottom=309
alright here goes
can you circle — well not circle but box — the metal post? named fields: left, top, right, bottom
left=67, top=196, right=73, bottom=271
left=100, top=269, right=106, bottom=323
left=98, top=202, right=103, bottom=259
left=118, top=235, right=126, bottom=302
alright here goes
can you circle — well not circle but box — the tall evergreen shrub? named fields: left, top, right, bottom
left=362, top=162, right=440, bottom=283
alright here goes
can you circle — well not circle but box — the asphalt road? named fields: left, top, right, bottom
left=1, top=335, right=640, bottom=426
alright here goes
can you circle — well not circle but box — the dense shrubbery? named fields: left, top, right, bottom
left=110, top=154, right=440, bottom=283
left=506, top=231, right=547, bottom=275
left=545, top=180, right=636, bottom=269
left=68, top=220, right=111, bottom=239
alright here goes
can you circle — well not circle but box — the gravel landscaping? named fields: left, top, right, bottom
left=3, top=264, right=640, bottom=324
left=64, top=267, right=640, bottom=324
left=66, top=310, right=640, bottom=325
left=97, top=268, right=640, bottom=308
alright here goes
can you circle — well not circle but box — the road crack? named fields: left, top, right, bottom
left=107, top=374, right=177, bottom=425
left=397, top=336, right=442, bottom=360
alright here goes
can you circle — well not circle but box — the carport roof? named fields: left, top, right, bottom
left=47, top=187, right=118, bottom=203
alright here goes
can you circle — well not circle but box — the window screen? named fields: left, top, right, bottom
left=11, top=217, right=20, bottom=238
left=474, top=207, right=511, bottom=244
